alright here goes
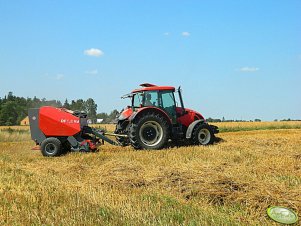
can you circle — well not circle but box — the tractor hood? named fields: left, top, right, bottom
left=176, top=107, right=206, bottom=127
left=177, top=107, right=204, bottom=119
left=186, top=108, right=205, bottom=120
left=118, top=107, right=133, bottom=120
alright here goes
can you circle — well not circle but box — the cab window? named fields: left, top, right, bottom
left=143, top=91, right=159, bottom=107
left=160, top=91, right=176, bottom=117
left=132, top=93, right=143, bottom=108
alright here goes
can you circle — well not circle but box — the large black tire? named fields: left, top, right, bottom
left=40, top=137, right=62, bottom=157
left=192, top=123, right=215, bottom=145
left=114, top=122, right=130, bottom=146
left=129, top=112, right=169, bottom=150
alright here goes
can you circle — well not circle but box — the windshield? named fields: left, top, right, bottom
left=161, top=91, right=175, bottom=109
left=132, top=93, right=143, bottom=108
left=131, top=90, right=176, bottom=118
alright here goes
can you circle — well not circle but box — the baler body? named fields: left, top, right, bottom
left=28, top=106, right=115, bottom=156
left=29, top=106, right=87, bottom=144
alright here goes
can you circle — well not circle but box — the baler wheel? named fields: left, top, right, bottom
left=192, top=123, right=215, bottom=145
left=40, top=137, right=62, bottom=157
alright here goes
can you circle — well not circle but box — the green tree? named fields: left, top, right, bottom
left=0, top=92, right=100, bottom=125
left=85, top=98, right=97, bottom=123
left=63, top=99, right=70, bottom=108
left=70, top=99, right=85, bottom=111
left=7, top=91, right=14, bottom=101
left=108, top=109, right=119, bottom=123
left=96, top=112, right=109, bottom=123
left=0, top=101, right=19, bottom=125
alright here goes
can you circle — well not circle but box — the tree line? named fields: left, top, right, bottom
left=206, top=117, right=300, bottom=122
left=206, top=117, right=262, bottom=122
left=0, top=92, right=119, bottom=126
left=0, top=92, right=298, bottom=126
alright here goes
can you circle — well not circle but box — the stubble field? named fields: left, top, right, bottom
left=0, top=122, right=300, bottom=225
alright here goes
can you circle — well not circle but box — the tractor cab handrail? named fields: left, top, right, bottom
left=121, top=93, right=133, bottom=99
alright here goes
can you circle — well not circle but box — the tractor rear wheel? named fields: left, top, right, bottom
left=129, top=113, right=169, bottom=150
left=40, top=137, right=62, bottom=157
left=192, top=123, right=215, bottom=145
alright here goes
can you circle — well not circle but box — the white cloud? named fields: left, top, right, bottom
left=181, top=31, right=190, bottom=37
left=55, top=74, right=64, bottom=80
left=238, top=67, right=260, bottom=72
left=43, top=73, right=65, bottom=80
left=84, top=48, right=104, bottom=57
left=163, top=32, right=170, bottom=36
left=85, top=69, right=98, bottom=75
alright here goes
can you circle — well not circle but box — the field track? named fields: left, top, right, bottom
left=0, top=122, right=300, bottom=225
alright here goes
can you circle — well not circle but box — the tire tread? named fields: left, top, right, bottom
left=40, top=137, right=62, bottom=157
left=129, top=112, right=169, bottom=150
left=192, top=123, right=215, bottom=145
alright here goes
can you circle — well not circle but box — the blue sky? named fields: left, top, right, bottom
left=0, top=1, right=300, bottom=121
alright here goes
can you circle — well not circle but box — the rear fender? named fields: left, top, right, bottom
left=186, top=119, right=205, bottom=139
left=129, top=107, right=172, bottom=125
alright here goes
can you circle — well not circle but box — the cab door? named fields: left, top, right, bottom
left=159, top=91, right=177, bottom=124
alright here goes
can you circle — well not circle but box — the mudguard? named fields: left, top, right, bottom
left=186, top=121, right=219, bottom=139
left=129, top=107, right=172, bottom=124
left=185, top=119, right=205, bottom=139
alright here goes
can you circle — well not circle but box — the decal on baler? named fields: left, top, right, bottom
left=60, top=119, right=80, bottom=124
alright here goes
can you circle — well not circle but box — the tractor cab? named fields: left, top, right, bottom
left=120, top=83, right=205, bottom=127
left=116, top=83, right=218, bottom=150
left=131, top=84, right=178, bottom=122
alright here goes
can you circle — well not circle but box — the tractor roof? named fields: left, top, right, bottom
left=132, top=83, right=175, bottom=93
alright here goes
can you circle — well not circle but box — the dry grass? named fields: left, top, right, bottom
left=0, top=122, right=300, bottom=225
left=0, top=125, right=30, bottom=130
left=211, top=121, right=301, bottom=132
left=0, top=128, right=31, bottom=142
left=2, top=120, right=301, bottom=136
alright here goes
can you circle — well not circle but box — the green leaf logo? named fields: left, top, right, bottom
left=267, top=206, right=298, bottom=224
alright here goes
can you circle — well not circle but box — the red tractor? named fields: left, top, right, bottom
left=115, top=83, right=218, bottom=149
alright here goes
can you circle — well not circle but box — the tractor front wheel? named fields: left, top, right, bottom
left=40, top=137, right=62, bottom=157
left=129, top=113, right=169, bottom=150
left=192, top=123, right=215, bottom=145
